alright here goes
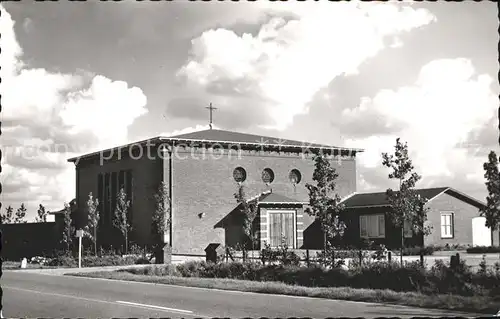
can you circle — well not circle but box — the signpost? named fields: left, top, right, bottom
left=76, top=229, right=83, bottom=268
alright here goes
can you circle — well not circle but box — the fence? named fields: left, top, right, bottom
left=218, top=248, right=500, bottom=271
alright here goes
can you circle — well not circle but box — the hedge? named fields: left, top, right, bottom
left=122, top=259, right=500, bottom=298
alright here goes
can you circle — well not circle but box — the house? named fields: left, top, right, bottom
left=67, top=128, right=362, bottom=256
left=341, top=187, right=497, bottom=248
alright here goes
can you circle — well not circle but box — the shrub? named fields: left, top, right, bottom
left=47, top=255, right=77, bottom=267
left=113, top=256, right=500, bottom=299
left=260, top=242, right=300, bottom=266
left=260, top=243, right=278, bottom=265
left=399, top=246, right=435, bottom=256
left=466, top=246, right=500, bottom=254
left=176, top=260, right=209, bottom=278
left=128, top=244, right=149, bottom=257
left=134, top=257, right=150, bottom=265
left=121, top=264, right=179, bottom=276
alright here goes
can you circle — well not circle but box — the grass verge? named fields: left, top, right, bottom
left=69, top=269, right=499, bottom=315
left=1, top=261, right=65, bottom=270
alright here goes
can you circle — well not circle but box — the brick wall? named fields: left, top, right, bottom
left=1, top=222, right=62, bottom=261
left=169, top=146, right=357, bottom=255
left=424, top=191, right=483, bottom=247
left=77, top=151, right=163, bottom=247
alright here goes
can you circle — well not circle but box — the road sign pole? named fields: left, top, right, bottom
left=78, top=235, right=82, bottom=268
left=76, top=229, right=83, bottom=268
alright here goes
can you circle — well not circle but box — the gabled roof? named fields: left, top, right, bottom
left=68, top=128, right=363, bottom=163
left=342, top=187, right=486, bottom=209
left=257, top=192, right=308, bottom=205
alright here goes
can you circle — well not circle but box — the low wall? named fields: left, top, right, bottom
left=1, top=222, right=62, bottom=261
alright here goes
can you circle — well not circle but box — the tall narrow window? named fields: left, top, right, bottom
left=118, top=170, right=125, bottom=192
left=441, top=212, right=454, bottom=238
left=104, top=173, right=110, bottom=226
left=404, top=220, right=413, bottom=238
left=126, top=170, right=133, bottom=225
left=97, top=174, right=103, bottom=227
left=268, top=211, right=295, bottom=248
left=111, top=172, right=118, bottom=220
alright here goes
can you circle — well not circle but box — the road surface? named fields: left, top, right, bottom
left=1, top=270, right=484, bottom=318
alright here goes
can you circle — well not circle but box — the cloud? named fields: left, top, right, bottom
left=0, top=5, right=148, bottom=220
left=176, top=2, right=436, bottom=131
left=344, top=58, right=496, bottom=197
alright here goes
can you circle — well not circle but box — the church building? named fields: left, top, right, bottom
left=68, top=128, right=362, bottom=256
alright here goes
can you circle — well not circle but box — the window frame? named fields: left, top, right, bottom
left=359, top=214, right=386, bottom=239
left=440, top=211, right=454, bottom=239
left=403, top=219, right=413, bottom=238
left=267, top=210, right=297, bottom=249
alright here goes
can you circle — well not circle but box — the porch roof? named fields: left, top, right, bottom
left=257, top=192, right=308, bottom=206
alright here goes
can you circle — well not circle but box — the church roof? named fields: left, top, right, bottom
left=68, top=128, right=363, bottom=163
left=167, top=129, right=344, bottom=149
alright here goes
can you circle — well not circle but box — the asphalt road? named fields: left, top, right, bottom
left=1, top=270, right=485, bottom=318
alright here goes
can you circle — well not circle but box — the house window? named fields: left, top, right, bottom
left=404, top=220, right=413, bottom=238
left=360, top=214, right=385, bottom=238
left=289, top=169, right=302, bottom=184
left=268, top=211, right=295, bottom=248
left=441, top=212, right=454, bottom=238
left=262, top=168, right=275, bottom=184
left=233, top=167, right=247, bottom=183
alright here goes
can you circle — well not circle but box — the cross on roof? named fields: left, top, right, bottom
left=205, top=103, right=217, bottom=130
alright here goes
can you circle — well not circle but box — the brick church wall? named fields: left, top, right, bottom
left=169, top=146, right=357, bottom=255
left=77, top=151, right=164, bottom=247
left=76, top=143, right=357, bottom=255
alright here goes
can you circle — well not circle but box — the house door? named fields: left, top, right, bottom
left=472, top=217, right=492, bottom=247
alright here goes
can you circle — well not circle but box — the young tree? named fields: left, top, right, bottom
left=480, top=150, right=500, bottom=244
left=14, top=203, right=27, bottom=223
left=1, top=206, right=14, bottom=224
left=113, top=187, right=131, bottom=254
left=152, top=182, right=171, bottom=262
left=85, top=192, right=100, bottom=256
left=60, top=202, right=74, bottom=255
left=35, top=204, right=48, bottom=223
left=305, top=153, right=347, bottom=260
left=382, top=138, right=430, bottom=265
left=152, top=182, right=171, bottom=245
left=234, top=185, right=259, bottom=260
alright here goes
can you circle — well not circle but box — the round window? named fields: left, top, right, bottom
left=262, top=168, right=275, bottom=184
left=289, top=169, right=302, bottom=184
left=233, top=167, right=247, bottom=183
